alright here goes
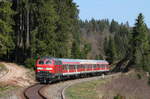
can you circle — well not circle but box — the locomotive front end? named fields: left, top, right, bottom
left=35, top=58, right=55, bottom=83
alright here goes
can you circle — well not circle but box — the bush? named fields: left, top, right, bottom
left=25, top=58, right=36, bottom=68
left=148, top=77, right=150, bottom=86
left=114, top=94, right=125, bottom=99
left=137, top=73, right=142, bottom=79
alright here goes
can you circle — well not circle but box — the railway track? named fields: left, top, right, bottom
left=40, top=73, right=119, bottom=99
left=24, top=73, right=121, bottom=99
left=24, top=83, right=47, bottom=99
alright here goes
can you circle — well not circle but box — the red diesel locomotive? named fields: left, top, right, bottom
left=35, top=57, right=110, bottom=83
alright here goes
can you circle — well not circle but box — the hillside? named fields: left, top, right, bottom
left=66, top=70, right=150, bottom=99
left=0, top=62, right=35, bottom=98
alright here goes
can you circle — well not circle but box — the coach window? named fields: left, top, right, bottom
left=96, top=64, right=98, bottom=68
left=88, top=65, right=90, bottom=69
left=100, top=64, right=103, bottom=68
left=102, top=64, right=104, bottom=69
left=69, top=65, right=74, bottom=70
left=77, top=65, right=80, bottom=69
left=95, top=64, right=97, bottom=69
left=89, top=65, right=91, bottom=69
left=100, top=64, right=102, bottom=68
left=88, top=64, right=91, bottom=69
left=86, top=64, right=88, bottom=69
left=82, top=65, right=84, bottom=69
left=86, top=65, right=88, bottom=69
left=99, top=64, right=101, bottom=68
left=94, top=64, right=96, bottom=69
left=79, top=64, right=82, bottom=69
left=84, top=64, right=86, bottom=69
left=80, top=64, right=82, bottom=69
left=71, top=65, right=74, bottom=70
left=104, top=64, right=106, bottom=69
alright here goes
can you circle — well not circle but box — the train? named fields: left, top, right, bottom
left=35, top=57, right=110, bottom=83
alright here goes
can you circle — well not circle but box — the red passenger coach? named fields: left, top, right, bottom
left=35, top=57, right=110, bottom=83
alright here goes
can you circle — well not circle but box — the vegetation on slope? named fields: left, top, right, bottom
left=66, top=79, right=109, bottom=99
left=66, top=71, right=150, bottom=99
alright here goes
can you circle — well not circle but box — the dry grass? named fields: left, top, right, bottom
left=65, top=71, right=150, bottom=99
left=65, top=79, right=109, bottom=99
left=98, top=71, right=150, bottom=99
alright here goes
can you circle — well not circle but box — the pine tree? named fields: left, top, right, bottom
left=114, top=24, right=131, bottom=59
left=131, top=13, right=150, bottom=71
left=54, top=0, right=79, bottom=58
left=109, top=19, right=119, bottom=33
left=71, top=41, right=81, bottom=58
left=104, top=36, right=117, bottom=64
left=0, top=0, right=15, bottom=60
left=32, top=0, right=58, bottom=57
left=12, top=0, right=31, bottom=62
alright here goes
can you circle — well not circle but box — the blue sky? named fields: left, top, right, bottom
left=73, top=0, right=150, bottom=27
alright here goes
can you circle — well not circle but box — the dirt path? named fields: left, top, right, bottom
left=0, top=62, right=35, bottom=87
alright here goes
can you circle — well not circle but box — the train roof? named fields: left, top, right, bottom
left=57, top=58, right=107, bottom=63
left=40, top=56, right=108, bottom=64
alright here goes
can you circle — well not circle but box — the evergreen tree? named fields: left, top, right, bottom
left=71, top=41, right=81, bottom=58
left=131, top=13, right=150, bottom=71
left=12, top=0, right=31, bottom=62
left=0, top=0, right=15, bottom=60
left=104, top=37, right=117, bottom=64
left=114, top=24, right=131, bottom=59
left=109, top=19, right=119, bottom=33
left=54, top=0, right=79, bottom=58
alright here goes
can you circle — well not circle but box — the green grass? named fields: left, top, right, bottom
left=65, top=79, right=108, bottom=99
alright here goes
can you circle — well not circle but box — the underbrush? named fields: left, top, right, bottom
left=114, top=94, right=126, bottom=99
left=136, top=73, right=142, bottom=79
left=24, top=58, right=36, bottom=69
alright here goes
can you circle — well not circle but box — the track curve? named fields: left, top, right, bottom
left=24, top=83, right=47, bottom=99
left=40, top=73, right=121, bottom=99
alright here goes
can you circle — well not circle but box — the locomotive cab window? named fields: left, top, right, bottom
left=39, top=60, right=44, bottom=64
left=46, top=60, right=52, bottom=64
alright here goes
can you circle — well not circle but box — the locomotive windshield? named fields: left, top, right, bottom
left=46, top=60, right=52, bottom=64
left=39, top=60, right=44, bottom=64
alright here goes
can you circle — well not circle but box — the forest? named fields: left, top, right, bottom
left=0, top=0, right=150, bottom=72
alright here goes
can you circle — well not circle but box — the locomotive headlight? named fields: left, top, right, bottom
left=37, top=67, right=43, bottom=70
left=45, top=68, right=53, bottom=70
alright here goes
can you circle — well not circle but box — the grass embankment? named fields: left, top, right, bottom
left=66, top=71, right=150, bottom=99
left=65, top=78, right=110, bottom=99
